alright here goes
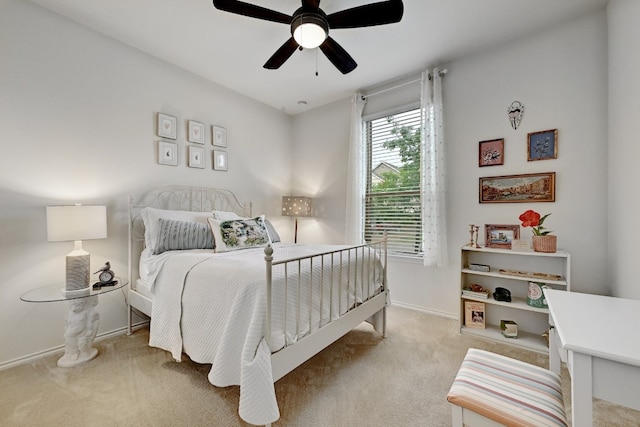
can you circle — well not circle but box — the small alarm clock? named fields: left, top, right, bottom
left=93, top=262, right=116, bottom=289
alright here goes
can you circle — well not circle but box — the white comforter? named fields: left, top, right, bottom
left=148, top=243, right=383, bottom=425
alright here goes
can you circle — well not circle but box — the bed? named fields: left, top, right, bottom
left=127, top=186, right=388, bottom=425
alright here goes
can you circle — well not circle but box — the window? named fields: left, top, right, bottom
left=364, top=107, right=422, bottom=256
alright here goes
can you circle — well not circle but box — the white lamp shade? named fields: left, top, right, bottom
left=46, top=205, right=107, bottom=242
left=282, top=196, right=313, bottom=217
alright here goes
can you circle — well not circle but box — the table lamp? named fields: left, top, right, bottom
left=46, top=205, right=107, bottom=292
left=282, top=196, right=312, bottom=243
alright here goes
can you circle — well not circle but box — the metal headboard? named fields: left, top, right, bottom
left=127, top=185, right=252, bottom=288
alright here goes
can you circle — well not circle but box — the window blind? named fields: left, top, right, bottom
left=364, top=108, right=422, bottom=256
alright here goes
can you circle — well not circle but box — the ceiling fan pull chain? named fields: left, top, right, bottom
left=315, top=48, right=319, bottom=76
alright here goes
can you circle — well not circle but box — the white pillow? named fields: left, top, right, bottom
left=140, top=207, right=213, bottom=253
left=208, top=215, right=270, bottom=253
left=212, top=210, right=242, bottom=221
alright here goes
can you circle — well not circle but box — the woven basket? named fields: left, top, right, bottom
left=532, top=235, right=557, bottom=253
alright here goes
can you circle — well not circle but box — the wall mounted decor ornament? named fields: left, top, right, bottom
left=507, top=101, right=525, bottom=130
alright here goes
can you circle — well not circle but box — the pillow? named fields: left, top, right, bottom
left=212, top=210, right=242, bottom=221
left=264, top=219, right=281, bottom=243
left=208, top=215, right=270, bottom=252
left=140, top=207, right=213, bottom=253
left=153, top=218, right=215, bottom=255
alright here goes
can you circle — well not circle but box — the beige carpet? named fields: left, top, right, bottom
left=1, top=306, right=639, bottom=426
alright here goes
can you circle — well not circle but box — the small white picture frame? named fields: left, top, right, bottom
left=213, top=150, right=228, bottom=171
left=157, top=113, right=177, bottom=140
left=212, top=125, right=227, bottom=147
left=188, top=120, right=205, bottom=144
left=158, top=140, right=178, bottom=166
left=188, top=146, right=205, bottom=169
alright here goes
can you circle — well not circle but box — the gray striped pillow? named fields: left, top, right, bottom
left=153, top=218, right=215, bottom=255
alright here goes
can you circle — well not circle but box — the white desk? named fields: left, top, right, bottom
left=544, top=289, right=640, bottom=426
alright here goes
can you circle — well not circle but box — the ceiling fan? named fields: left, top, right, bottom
left=212, top=0, right=404, bottom=74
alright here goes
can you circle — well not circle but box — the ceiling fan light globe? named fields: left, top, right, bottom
left=293, top=23, right=326, bottom=49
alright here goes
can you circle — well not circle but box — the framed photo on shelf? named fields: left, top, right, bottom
left=464, top=300, right=486, bottom=329
left=527, top=129, right=557, bottom=161
left=158, top=140, right=178, bottom=166
left=213, top=150, right=228, bottom=171
left=188, top=146, right=205, bottom=169
left=478, top=138, right=504, bottom=167
left=485, top=224, right=520, bottom=249
left=212, top=125, right=227, bottom=147
left=157, top=113, right=177, bottom=140
left=188, top=120, right=205, bottom=144
left=479, top=172, right=555, bottom=203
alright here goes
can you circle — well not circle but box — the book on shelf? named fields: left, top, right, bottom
left=462, top=288, right=490, bottom=299
left=464, top=301, right=486, bottom=329
left=468, top=263, right=490, bottom=272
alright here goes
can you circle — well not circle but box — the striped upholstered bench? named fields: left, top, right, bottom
left=447, top=348, right=567, bottom=427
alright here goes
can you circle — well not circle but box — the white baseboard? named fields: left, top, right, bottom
left=390, top=301, right=458, bottom=320
left=0, top=320, right=150, bottom=371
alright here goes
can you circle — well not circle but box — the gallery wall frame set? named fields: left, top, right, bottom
left=156, top=112, right=228, bottom=171
left=479, top=172, right=555, bottom=203
left=484, top=224, right=520, bottom=249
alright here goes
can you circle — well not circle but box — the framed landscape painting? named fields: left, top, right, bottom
left=479, top=172, right=555, bottom=203
left=485, top=224, right=520, bottom=249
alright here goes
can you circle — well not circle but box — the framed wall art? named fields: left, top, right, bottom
left=213, top=150, right=228, bottom=171
left=212, top=125, right=227, bottom=147
left=479, top=138, right=504, bottom=167
left=158, top=140, right=178, bottom=166
left=480, top=172, right=555, bottom=203
left=484, top=224, right=520, bottom=249
left=188, top=120, right=205, bottom=144
left=527, top=129, right=557, bottom=161
left=157, top=113, right=177, bottom=140
left=188, top=146, right=205, bottom=169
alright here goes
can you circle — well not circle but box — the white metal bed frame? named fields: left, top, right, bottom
left=127, top=185, right=388, bottom=421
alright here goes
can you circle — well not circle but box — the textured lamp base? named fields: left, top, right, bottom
left=66, top=252, right=90, bottom=291
left=58, top=295, right=100, bottom=368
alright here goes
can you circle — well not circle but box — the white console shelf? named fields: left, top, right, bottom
left=460, top=245, right=570, bottom=353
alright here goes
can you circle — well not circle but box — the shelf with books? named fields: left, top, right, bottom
left=459, top=245, right=570, bottom=353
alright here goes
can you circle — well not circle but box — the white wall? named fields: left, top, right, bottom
left=607, top=0, right=640, bottom=300
left=0, top=0, right=292, bottom=366
left=293, top=9, right=609, bottom=316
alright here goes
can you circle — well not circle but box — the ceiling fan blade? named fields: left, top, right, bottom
left=327, top=0, right=404, bottom=29
left=301, top=0, right=320, bottom=10
left=264, top=38, right=300, bottom=69
left=212, top=0, right=291, bottom=24
left=319, top=36, right=357, bottom=74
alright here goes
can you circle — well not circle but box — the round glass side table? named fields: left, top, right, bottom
left=21, top=278, right=128, bottom=368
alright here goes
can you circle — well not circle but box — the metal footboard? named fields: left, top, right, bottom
left=264, top=237, right=387, bottom=358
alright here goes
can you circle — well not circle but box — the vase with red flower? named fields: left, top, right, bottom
left=519, top=210, right=556, bottom=253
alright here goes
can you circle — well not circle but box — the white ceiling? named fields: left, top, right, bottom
left=29, top=0, right=607, bottom=115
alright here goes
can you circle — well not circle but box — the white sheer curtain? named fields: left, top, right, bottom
left=421, top=68, right=448, bottom=267
left=344, top=93, right=367, bottom=244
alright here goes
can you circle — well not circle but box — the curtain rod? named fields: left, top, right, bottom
left=362, top=69, right=448, bottom=100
